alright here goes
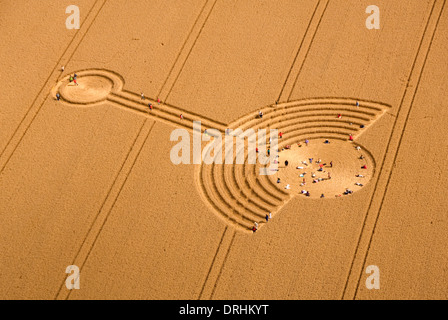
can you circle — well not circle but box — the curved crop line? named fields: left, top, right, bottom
left=199, top=141, right=264, bottom=230
left=241, top=148, right=287, bottom=204
left=236, top=107, right=376, bottom=133
left=215, top=158, right=266, bottom=222
left=210, top=141, right=273, bottom=220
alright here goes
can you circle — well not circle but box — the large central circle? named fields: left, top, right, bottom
left=268, top=139, right=374, bottom=198
left=59, top=75, right=113, bottom=104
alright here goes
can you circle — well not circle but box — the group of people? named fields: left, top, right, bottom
left=252, top=212, right=272, bottom=232
left=296, top=155, right=333, bottom=197
left=274, top=139, right=370, bottom=198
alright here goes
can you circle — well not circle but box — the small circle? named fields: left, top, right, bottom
left=59, top=75, right=113, bottom=104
